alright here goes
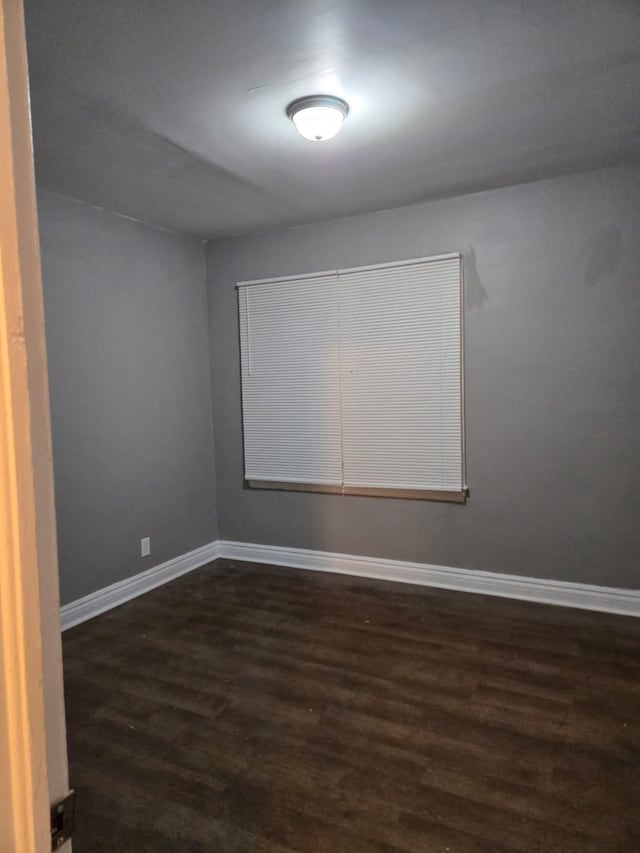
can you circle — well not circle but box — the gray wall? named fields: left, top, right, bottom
left=206, top=164, right=640, bottom=589
left=38, top=191, right=218, bottom=604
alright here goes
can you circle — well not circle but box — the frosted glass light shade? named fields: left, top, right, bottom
left=292, top=106, right=344, bottom=141
left=287, top=96, right=349, bottom=142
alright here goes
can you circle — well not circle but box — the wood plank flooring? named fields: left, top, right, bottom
left=62, top=559, right=640, bottom=852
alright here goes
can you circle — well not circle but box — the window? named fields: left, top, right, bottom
left=237, top=253, right=466, bottom=502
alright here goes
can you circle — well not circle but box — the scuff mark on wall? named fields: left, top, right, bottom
left=584, top=226, right=621, bottom=287
left=464, top=246, right=489, bottom=308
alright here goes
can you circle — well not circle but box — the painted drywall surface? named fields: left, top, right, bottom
left=38, top=191, right=218, bottom=604
left=206, top=165, right=640, bottom=589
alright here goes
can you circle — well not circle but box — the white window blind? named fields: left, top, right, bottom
left=338, top=256, right=463, bottom=492
left=238, top=273, right=343, bottom=485
left=237, top=253, right=465, bottom=500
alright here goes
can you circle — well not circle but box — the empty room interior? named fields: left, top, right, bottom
left=16, top=0, right=640, bottom=849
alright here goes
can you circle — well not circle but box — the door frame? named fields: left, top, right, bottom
left=0, top=0, right=69, bottom=850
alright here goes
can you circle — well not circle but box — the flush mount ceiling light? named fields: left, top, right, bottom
left=286, top=95, right=349, bottom=142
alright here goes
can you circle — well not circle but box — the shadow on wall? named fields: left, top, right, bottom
left=584, top=227, right=621, bottom=288
left=464, top=246, right=489, bottom=309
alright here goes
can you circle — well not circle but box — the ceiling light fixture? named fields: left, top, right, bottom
left=286, top=95, right=349, bottom=142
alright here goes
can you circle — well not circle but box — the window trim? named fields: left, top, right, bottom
left=237, top=251, right=467, bottom=502
left=235, top=251, right=462, bottom=290
left=247, top=479, right=468, bottom=503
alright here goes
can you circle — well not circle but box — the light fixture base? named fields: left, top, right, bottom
left=286, top=95, right=349, bottom=142
left=286, top=95, right=349, bottom=120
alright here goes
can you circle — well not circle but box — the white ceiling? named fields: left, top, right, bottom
left=25, top=0, right=640, bottom=238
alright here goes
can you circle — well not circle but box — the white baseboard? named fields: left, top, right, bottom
left=60, top=538, right=640, bottom=628
left=60, top=541, right=220, bottom=630
left=217, top=540, right=640, bottom=617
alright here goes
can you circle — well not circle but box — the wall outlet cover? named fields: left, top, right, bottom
left=140, top=537, right=151, bottom=557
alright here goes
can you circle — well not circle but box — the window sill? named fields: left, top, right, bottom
left=246, top=480, right=468, bottom=503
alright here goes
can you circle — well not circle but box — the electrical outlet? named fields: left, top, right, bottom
left=140, top=537, right=151, bottom=557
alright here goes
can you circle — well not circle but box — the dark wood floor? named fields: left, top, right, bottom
left=63, top=559, right=640, bottom=852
